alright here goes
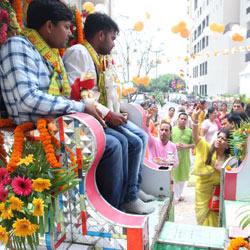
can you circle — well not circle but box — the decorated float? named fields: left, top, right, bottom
left=1, top=1, right=250, bottom=250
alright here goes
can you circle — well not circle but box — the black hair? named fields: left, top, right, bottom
left=245, top=103, right=250, bottom=117
left=160, top=121, right=172, bottom=131
left=225, top=112, right=241, bottom=128
left=27, top=0, right=73, bottom=30
left=234, top=110, right=249, bottom=122
left=200, top=100, right=207, bottom=106
left=205, top=107, right=215, bottom=119
left=178, top=112, right=188, bottom=119
left=221, top=102, right=227, bottom=108
left=233, top=99, right=245, bottom=108
left=205, top=129, right=231, bottom=165
left=84, top=13, right=119, bottom=40
left=169, top=107, right=175, bottom=111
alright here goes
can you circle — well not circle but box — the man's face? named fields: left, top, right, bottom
left=99, top=30, right=116, bottom=55
left=233, top=102, right=243, bottom=111
left=201, top=101, right=207, bottom=110
left=178, top=114, right=187, bottom=128
left=159, top=123, right=171, bottom=143
left=49, top=21, right=72, bottom=48
left=221, top=118, right=234, bottom=130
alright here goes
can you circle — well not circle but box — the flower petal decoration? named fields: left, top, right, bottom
left=7, top=196, right=23, bottom=211
left=13, top=218, right=35, bottom=237
left=12, top=176, right=33, bottom=196
left=32, top=198, right=44, bottom=216
left=32, top=178, right=51, bottom=192
left=0, top=185, right=8, bottom=203
left=0, top=225, right=9, bottom=244
left=0, top=202, right=13, bottom=220
left=0, top=168, right=11, bottom=186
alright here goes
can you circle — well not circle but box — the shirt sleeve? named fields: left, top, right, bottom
left=63, top=45, right=95, bottom=85
left=145, top=125, right=158, bottom=148
left=1, top=37, right=85, bottom=116
left=191, top=137, right=215, bottom=176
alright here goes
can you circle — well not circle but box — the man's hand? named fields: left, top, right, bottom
left=146, top=105, right=155, bottom=127
left=109, top=111, right=127, bottom=126
left=84, top=103, right=107, bottom=128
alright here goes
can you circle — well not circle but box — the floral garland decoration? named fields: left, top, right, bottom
left=7, top=122, right=34, bottom=173
left=37, top=118, right=62, bottom=168
left=75, top=8, right=84, bottom=44
left=0, top=119, right=13, bottom=165
left=227, top=237, right=250, bottom=250
left=12, top=0, right=23, bottom=30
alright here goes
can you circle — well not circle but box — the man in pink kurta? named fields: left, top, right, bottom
left=145, top=106, right=179, bottom=168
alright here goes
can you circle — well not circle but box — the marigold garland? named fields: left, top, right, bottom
left=12, top=0, right=23, bottom=30
left=59, top=48, right=65, bottom=57
left=227, top=237, right=250, bottom=250
left=75, top=9, right=84, bottom=44
left=0, top=119, right=13, bottom=165
left=7, top=122, right=33, bottom=173
left=37, top=119, right=61, bottom=168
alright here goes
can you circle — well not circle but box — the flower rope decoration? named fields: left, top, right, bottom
left=75, top=8, right=84, bottom=44
left=0, top=119, right=13, bottom=165
left=7, top=122, right=33, bottom=173
left=12, top=0, right=23, bottom=30
left=37, top=118, right=62, bottom=168
left=227, top=237, right=250, bottom=250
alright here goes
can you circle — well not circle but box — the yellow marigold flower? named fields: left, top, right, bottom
left=30, top=223, right=39, bottom=234
left=13, top=218, right=34, bottom=237
left=32, top=198, right=44, bottom=216
left=0, top=225, right=9, bottom=244
left=226, top=166, right=232, bottom=171
left=7, top=196, right=23, bottom=211
left=0, top=203, right=14, bottom=220
left=17, top=154, right=34, bottom=166
left=32, top=178, right=51, bottom=192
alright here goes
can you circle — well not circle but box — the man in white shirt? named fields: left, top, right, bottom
left=63, top=13, right=154, bottom=214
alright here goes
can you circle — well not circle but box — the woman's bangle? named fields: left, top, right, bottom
left=192, top=122, right=199, bottom=126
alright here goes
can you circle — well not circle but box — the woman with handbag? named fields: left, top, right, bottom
left=191, top=107, right=231, bottom=227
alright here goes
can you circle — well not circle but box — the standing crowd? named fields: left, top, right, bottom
left=142, top=96, right=249, bottom=227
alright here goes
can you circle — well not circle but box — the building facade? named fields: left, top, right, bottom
left=187, top=0, right=250, bottom=96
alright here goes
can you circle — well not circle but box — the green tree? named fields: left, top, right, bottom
left=140, top=73, right=186, bottom=93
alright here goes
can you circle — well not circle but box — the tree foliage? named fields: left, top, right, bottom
left=140, top=73, right=186, bottom=93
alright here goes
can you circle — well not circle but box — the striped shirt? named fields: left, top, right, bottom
left=0, top=36, right=85, bottom=125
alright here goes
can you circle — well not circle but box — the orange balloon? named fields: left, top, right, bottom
left=172, top=25, right=180, bottom=34
left=238, top=35, right=244, bottom=42
left=132, top=76, right=140, bottom=85
left=134, top=21, right=144, bottom=31
left=143, top=76, right=150, bottom=86
left=129, top=87, right=135, bottom=93
left=157, top=59, right=162, bottom=64
left=232, top=33, right=241, bottom=41
left=209, top=22, right=218, bottom=31
left=178, top=21, right=186, bottom=32
left=217, top=24, right=225, bottom=33
left=123, top=89, right=129, bottom=96
left=180, top=28, right=190, bottom=38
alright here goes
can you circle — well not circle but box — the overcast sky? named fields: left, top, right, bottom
left=113, top=0, right=189, bottom=77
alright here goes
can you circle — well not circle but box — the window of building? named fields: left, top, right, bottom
left=194, top=44, right=197, bottom=54
left=194, top=30, right=197, bottom=40
left=206, top=15, right=209, bottom=26
left=205, top=61, right=207, bottom=74
left=206, top=36, right=209, bottom=47
left=200, top=7, right=202, bottom=15
left=202, top=37, right=205, bottom=49
left=194, top=0, right=198, bottom=10
left=245, top=52, right=250, bottom=62
left=205, top=84, right=207, bottom=95
left=207, top=0, right=209, bottom=6
left=198, top=25, right=201, bottom=37
left=199, top=85, right=202, bottom=94
left=247, top=6, right=250, bottom=14
left=200, top=64, right=202, bottom=76
left=202, top=19, right=206, bottom=31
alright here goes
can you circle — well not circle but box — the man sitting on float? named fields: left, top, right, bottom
left=0, top=0, right=130, bottom=213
